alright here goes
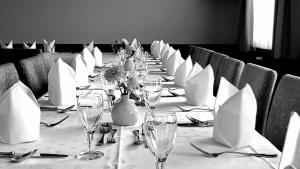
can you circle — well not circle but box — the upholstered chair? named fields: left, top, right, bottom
left=0, top=63, right=20, bottom=96
left=215, top=57, right=245, bottom=94
left=238, top=63, right=277, bottom=135
left=196, top=48, right=214, bottom=68
left=16, top=53, right=54, bottom=98
left=264, top=74, right=300, bottom=151
left=190, top=46, right=202, bottom=65
left=209, top=52, right=229, bottom=95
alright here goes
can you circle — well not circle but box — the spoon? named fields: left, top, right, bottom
left=8, top=149, right=37, bottom=163
left=97, top=123, right=112, bottom=146
left=107, top=129, right=118, bottom=143
left=40, top=115, right=70, bottom=127
left=132, top=130, right=144, bottom=145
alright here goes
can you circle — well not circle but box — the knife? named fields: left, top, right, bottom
left=30, top=153, right=68, bottom=158
left=57, top=105, right=75, bottom=113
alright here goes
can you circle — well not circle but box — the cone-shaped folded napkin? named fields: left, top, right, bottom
left=131, top=38, right=138, bottom=50
left=153, top=40, right=164, bottom=58
left=166, top=50, right=184, bottom=76
left=160, top=43, right=169, bottom=58
left=279, top=112, right=300, bottom=169
left=23, top=41, right=36, bottom=49
left=150, top=41, right=158, bottom=55
left=0, top=81, right=40, bottom=144
left=214, top=77, right=239, bottom=113
left=48, top=58, right=76, bottom=106
left=86, top=41, right=94, bottom=52
left=186, top=62, right=203, bottom=81
left=162, top=47, right=175, bottom=68
left=185, top=65, right=214, bottom=106
left=213, top=83, right=257, bottom=148
left=92, top=46, right=103, bottom=67
left=0, top=40, right=13, bottom=49
left=70, top=54, right=89, bottom=87
left=81, top=47, right=95, bottom=75
left=174, top=56, right=193, bottom=88
left=43, top=39, right=55, bottom=52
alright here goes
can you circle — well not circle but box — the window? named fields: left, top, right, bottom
left=253, top=0, right=276, bottom=50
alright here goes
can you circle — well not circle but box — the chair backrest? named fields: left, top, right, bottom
left=238, top=63, right=277, bottom=135
left=0, top=48, right=41, bottom=65
left=196, top=48, right=213, bottom=68
left=16, top=53, right=55, bottom=98
left=190, top=46, right=202, bottom=65
left=0, top=63, right=20, bottom=96
left=52, top=52, right=77, bottom=66
left=209, top=52, right=229, bottom=95
left=264, top=74, right=300, bottom=151
left=180, top=45, right=194, bottom=60
left=215, top=57, right=245, bottom=93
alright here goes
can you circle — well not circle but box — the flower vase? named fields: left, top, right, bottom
left=111, top=95, right=139, bottom=126
left=124, top=58, right=135, bottom=72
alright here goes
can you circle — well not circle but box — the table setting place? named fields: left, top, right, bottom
left=1, top=38, right=299, bottom=169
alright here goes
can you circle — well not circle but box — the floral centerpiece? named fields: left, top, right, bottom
left=104, top=65, right=141, bottom=126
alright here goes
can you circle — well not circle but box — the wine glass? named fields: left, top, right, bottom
left=143, top=111, right=177, bottom=169
left=142, top=79, right=162, bottom=111
left=76, top=92, right=104, bottom=160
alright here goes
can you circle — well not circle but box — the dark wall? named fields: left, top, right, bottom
left=0, top=0, right=241, bottom=44
left=290, top=0, right=300, bottom=59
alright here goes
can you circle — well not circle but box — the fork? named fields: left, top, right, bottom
left=176, top=105, right=214, bottom=112
left=8, top=149, right=38, bottom=163
left=190, top=143, right=277, bottom=158
left=40, top=115, right=70, bottom=127
left=186, top=116, right=214, bottom=127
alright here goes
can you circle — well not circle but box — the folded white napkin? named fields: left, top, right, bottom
left=186, top=62, right=203, bottom=81
left=0, top=40, right=13, bottom=49
left=92, top=46, right=103, bottom=67
left=23, top=41, right=36, bottom=49
left=70, top=54, right=89, bottom=87
left=153, top=40, right=164, bottom=58
left=131, top=38, right=138, bottom=50
left=279, top=112, right=300, bottom=169
left=160, top=43, right=169, bottom=58
left=150, top=41, right=158, bottom=55
left=162, top=47, right=175, bottom=68
left=43, top=39, right=55, bottom=52
left=174, top=56, right=193, bottom=87
left=0, top=81, right=40, bottom=144
left=166, top=50, right=184, bottom=76
left=185, top=65, right=214, bottom=106
left=86, top=41, right=94, bottom=52
left=213, top=78, right=257, bottom=148
left=48, top=58, right=77, bottom=106
left=81, top=47, right=95, bottom=75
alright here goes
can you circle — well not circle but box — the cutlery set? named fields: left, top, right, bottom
left=132, top=125, right=148, bottom=148
left=0, top=149, right=68, bottom=163
left=40, top=115, right=70, bottom=127
left=97, top=123, right=118, bottom=146
left=40, top=105, right=75, bottom=113
left=190, top=143, right=277, bottom=158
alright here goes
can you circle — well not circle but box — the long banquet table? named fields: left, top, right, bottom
left=0, top=53, right=281, bottom=169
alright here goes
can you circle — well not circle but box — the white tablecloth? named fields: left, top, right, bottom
left=0, top=53, right=281, bottom=169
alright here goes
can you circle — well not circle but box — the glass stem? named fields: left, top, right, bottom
left=155, top=158, right=166, bottom=169
left=87, top=131, right=94, bottom=153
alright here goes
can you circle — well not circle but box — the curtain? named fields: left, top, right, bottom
left=272, top=0, right=291, bottom=59
left=238, top=0, right=254, bottom=52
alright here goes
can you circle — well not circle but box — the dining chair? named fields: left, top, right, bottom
left=190, top=46, right=202, bottom=65
left=52, top=52, right=77, bottom=66
left=0, top=63, right=20, bottom=96
left=209, top=52, right=229, bottom=95
left=16, top=53, right=55, bottom=98
left=180, top=45, right=194, bottom=60
left=264, top=74, right=300, bottom=151
left=196, top=48, right=214, bottom=68
left=237, top=63, right=277, bottom=135
left=215, top=57, right=245, bottom=95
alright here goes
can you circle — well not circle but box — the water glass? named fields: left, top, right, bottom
left=144, top=111, right=177, bottom=169
left=77, top=93, right=104, bottom=160
left=142, top=79, right=162, bottom=110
